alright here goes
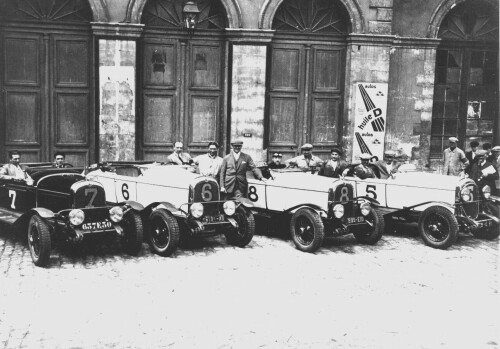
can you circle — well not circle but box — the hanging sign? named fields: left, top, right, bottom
left=352, top=83, right=388, bottom=161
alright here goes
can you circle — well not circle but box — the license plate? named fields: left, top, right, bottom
left=477, top=220, right=493, bottom=229
left=82, top=221, right=113, bottom=230
left=202, top=215, right=225, bottom=223
left=347, top=216, right=365, bottom=224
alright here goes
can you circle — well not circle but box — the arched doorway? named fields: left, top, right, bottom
left=139, top=0, right=228, bottom=161
left=429, top=0, right=498, bottom=158
left=267, top=0, right=351, bottom=161
left=0, top=0, right=95, bottom=166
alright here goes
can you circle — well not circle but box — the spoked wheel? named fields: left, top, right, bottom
left=121, top=210, right=144, bottom=255
left=225, top=206, right=255, bottom=247
left=418, top=206, right=458, bottom=249
left=148, top=209, right=180, bottom=257
left=27, top=215, right=52, bottom=267
left=290, top=208, right=324, bottom=253
left=352, top=208, right=385, bottom=244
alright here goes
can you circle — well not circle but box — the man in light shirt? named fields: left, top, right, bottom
left=193, top=141, right=223, bottom=181
left=166, top=142, right=193, bottom=165
left=0, top=151, right=34, bottom=185
left=443, top=137, right=469, bottom=176
left=286, top=143, right=323, bottom=169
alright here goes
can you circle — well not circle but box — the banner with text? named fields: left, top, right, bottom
left=352, top=82, right=388, bottom=161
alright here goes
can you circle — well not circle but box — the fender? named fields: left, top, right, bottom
left=354, top=195, right=380, bottom=207
left=121, top=200, right=144, bottom=211
left=148, top=202, right=187, bottom=218
left=391, top=201, right=455, bottom=215
left=235, top=197, right=254, bottom=208
left=30, top=207, right=55, bottom=219
left=285, top=204, right=327, bottom=219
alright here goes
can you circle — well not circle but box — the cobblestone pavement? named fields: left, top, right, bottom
left=0, top=221, right=498, bottom=349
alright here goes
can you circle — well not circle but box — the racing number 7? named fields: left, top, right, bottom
left=8, top=190, right=16, bottom=209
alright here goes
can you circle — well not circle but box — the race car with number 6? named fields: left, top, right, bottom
left=86, top=163, right=255, bottom=256
left=246, top=168, right=385, bottom=252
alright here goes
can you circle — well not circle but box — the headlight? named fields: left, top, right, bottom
left=460, top=187, right=471, bottom=202
left=223, top=201, right=236, bottom=216
left=482, top=185, right=491, bottom=199
left=190, top=202, right=204, bottom=218
left=109, top=206, right=124, bottom=223
left=333, top=204, right=344, bottom=218
left=69, top=209, right=85, bottom=226
left=360, top=202, right=371, bottom=216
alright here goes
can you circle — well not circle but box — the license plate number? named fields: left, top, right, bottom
left=82, top=221, right=113, bottom=230
left=202, top=215, right=225, bottom=223
left=347, top=216, right=365, bottom=224
left=477, top=220, right=493, bottom=228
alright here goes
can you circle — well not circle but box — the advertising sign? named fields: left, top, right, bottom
left=352, top=83, right=388, bottom=161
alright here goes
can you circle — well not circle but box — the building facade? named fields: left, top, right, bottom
left=0, top=0, right=498, bottom=171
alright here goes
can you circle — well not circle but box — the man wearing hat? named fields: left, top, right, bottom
left=370, top=150, right=401, bottom=179
left=353, top=153, right=377, bottom=179
left=192, top=141, right=223, bottom=181
left=268, top=152, right=286, bottom=170
left=443, top=137, right=469, bottom=176
left=465, top=140, right=480, bottom=164
left=490, top=146, right=500, bottom=194
left=482, top=142, right=496, bottom=163
left=318, top=147, right=348, bottom=178
left=166, top=141, right=193, bottom=165
left=286, top=143, right=323, bottom=169
left=465, top=150, right=498, bottom=191
left=220, top=140, right=265, bottom=199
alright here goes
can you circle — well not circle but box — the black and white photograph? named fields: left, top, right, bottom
left=0, top=0, right=499, bottom=348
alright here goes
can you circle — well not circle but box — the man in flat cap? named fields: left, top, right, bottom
left=465, top=150, right=498, bottom=191
left=443, top=137, right=468, bottom=176
left=465, top=140, right=479, bottom=165
left=353, top=153, right=377, bottom=179
left=369, top=150, right=402, bottom=179
left=491, top=146, right=500, bottom=194
left=286, top=143, right=323, bottom=169
left=166, top=141, right=193, bottom=165
left=192, top=141, right=223, bottom=181
left=220, top=140, right=265, bottom=199
left=268, top=152, right=286, bottom=170
left=318, top=147, right=348, bottom=178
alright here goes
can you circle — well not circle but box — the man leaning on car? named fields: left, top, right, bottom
left=0, top=151, right=34, bottom=185
left=443, top=137, right=469, bottom=176
left=192, top=141, right=223, bottom=181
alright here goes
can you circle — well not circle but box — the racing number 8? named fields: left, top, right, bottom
left=248, top=186, right=258, bottom=202
left=339, top=186, right=350, bottom=202
left=201, top=183, right=213, bottom=201
left=122, top=183, right=129, bottom=200
left=366, top=184, right=377, bottom=200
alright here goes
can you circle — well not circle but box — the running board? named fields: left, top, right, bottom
left=0, top=207, right=22, bottom=225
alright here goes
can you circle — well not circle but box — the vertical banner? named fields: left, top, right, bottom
left=352, top=83, right=388, bottom=161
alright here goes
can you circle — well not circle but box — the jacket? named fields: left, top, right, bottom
left=220, top=152, right=262, bottom=195
left=318, top=160, right=348, bottom=178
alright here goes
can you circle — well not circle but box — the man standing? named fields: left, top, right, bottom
left=192, top=141, right=223, bottom=181
left=0, top=151, right=33, bottom=185
left=465, top=150, right=498, bottom=191
left=268, top=153, right=286, bottom=170
left=465, top=140, right=479, bottom=165
left=167, top=142, right=193, bottom=165
left=52, top=152, right=72, bottom=168
left=220, top=141, right=265, bottom=199
left=286, top=143, right=323, bottom=169
left=490, top=146, right=500, bottom=195
left=443, top=137, right=469, bottom=176
left=318, top=148, right=348, bottom=178
left=353, top=153, right=377, bottom=179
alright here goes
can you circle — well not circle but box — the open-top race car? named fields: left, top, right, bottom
left=344, top=169, right=499, bottom=249
left=86, top=163, right=255, bottom=256
left=246, top=167, right=385, bottom=252
left=0, top=165, right=144, bottom=267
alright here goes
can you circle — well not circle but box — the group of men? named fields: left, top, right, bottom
left=443, top=137, right=500, bottom=193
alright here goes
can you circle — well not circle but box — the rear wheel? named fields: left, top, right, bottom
left=121, top=211, right=144, bottom=255
left=353, top=208, right=384, bottom=244
left=418, top=206, right=458, bottom=249
left=290, top=208, right=324, bottom=253
left=225, top=206, right=255, bottom=247
left=27, top=215, right=52, bottom=267
left=148, top=210, right=180, bottom=256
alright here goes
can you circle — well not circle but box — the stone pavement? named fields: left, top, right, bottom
left=0, top=222, right=498, bottom=349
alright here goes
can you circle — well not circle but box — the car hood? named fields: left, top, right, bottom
left=269, top=172, right=341, bottom=192
left=391, top=172, right=471, bottom=190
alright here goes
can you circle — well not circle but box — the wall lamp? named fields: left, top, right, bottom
left=182, top=1, right=200, bottom=33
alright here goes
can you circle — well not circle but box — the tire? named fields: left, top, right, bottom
left=225, top=206, right=255, bottom=247
left=418, top=206, right=458, bottom=249
left=353, top=208, right=384, bottom=244
left=121, top=210, right=144, bottom=255
left=148, top=209, right=180, bottom=256
left=289, top=208, right=324, bottom=253
left=27, top=215, right=52, bottom=267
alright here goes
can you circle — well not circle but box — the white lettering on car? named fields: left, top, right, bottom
left=8, top=190, right=16, bottom=209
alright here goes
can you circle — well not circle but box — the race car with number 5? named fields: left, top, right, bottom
left=344, top=170, right=499, bottom=249
left=86, top=163, right=255, bottom=256
left=246, top=167, right=385, bottom=252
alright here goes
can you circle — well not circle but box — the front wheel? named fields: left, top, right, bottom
left=27, top=215, right=52, bottom=267
left=224, top=206, right=255, bottom=247
left=121, top=210, right=144, bottom=255
left=148, top=209, right=180, bottom=256
left=289, top=208, right=324, bottom=253
left=352, top=208, right=384, bottom=244
left=418, top=206, right=458, bottom=249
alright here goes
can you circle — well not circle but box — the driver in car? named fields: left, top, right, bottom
left=353, top=153, right=377, bottom=179
left=286, top=143, right=323, bottom=169
left=0, top=151, right=34, bottom=185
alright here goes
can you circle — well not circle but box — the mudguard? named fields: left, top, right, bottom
left=235, top=197, right=254, bottom=208
left=149, top=202, right=186, bottom=218
left=287, top=204, right=327, bottom=218
left=30, top=207, right=55, bottom=219
left=354, top=196, right=380, bottom=207
left=121, top=200, right=145, bottom=211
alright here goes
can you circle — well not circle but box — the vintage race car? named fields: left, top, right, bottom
left=246, top=167, right=385, bottom=252
left=86, top=163, right=255, bottom=256
left=344, top=170, right=500, bottom=249
left=0, top=165, right=144, bottom=267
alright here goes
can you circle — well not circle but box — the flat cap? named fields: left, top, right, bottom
left=331, top=147, right=342, bottom=155
left=301, top=143, right=313, bottom=150
left=492, top=146, right=500, bottom=152
left=231, top=140, right=243, bottom=146
left=384, top=150, right=396, bottom=157
left=470, top=140, right=479, bottom=147
left=272, top=152, right=283, bottom=157
left=476, top=150, right=487, bottom=157
left=359, top=153, right=372, bottom=160
left=449, top=137, right=459, bottom=143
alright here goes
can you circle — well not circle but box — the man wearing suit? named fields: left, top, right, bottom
left=371, top=150, right=401, bottom=179
left=220, top=141, right=265, bottom=199
left=353, top=153, right=377, bottom=179
left=465, top=140, right=479, bottom=165
left=465, top=150, right=498, bottom=191
left=318, top=147, right=348, bottom=178
left=166, top=142, right=193, bottom=165
left=52, top=152, right=73, bottom=168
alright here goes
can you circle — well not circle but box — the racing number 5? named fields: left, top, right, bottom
left=366, top=184, right=377, bottom=200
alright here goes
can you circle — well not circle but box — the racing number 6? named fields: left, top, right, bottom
left=366, top=184, right=377, bottom=200
left=122, top=183, right=129, bottom=200
left=201, top=183, right=213, bottom=201
left=8, top=190, right=16, bottom=209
